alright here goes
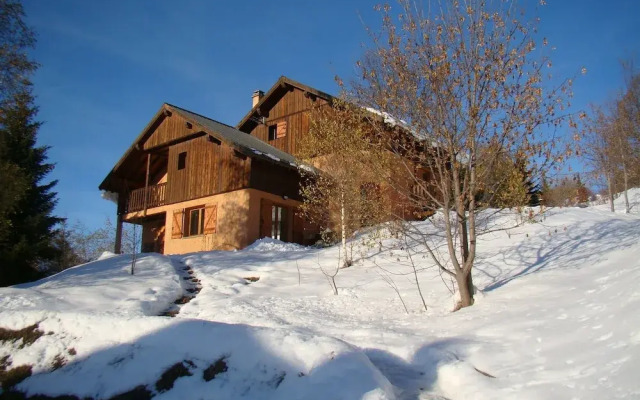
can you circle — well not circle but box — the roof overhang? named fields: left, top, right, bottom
left=236, top=76, right=334, bottom=133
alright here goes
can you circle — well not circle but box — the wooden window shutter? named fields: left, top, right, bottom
left=276, top=121, right=287, bottom=138
left=172, top=209, right=184, bottom=239
left=203, top=204, right=217, bottom=234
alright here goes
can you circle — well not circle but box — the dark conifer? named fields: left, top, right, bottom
left=0, top=89, right=63, bottom=285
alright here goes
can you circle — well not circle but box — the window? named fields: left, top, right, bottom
left=173, top=205, right=216, bottom=239
left=268, top=124, right=277, bottom=141
left=186, top=206, right=205, bottom=236
left=271, top=205, right=287, bottom=241
left=178, top=152, right=187, bottom=170
left=268, top=121, right=287, bottom=141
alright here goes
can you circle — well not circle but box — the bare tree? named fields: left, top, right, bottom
left=614, top=61, right=640, bottom=212
left=351, top=0, right=578, bottom=308
left=583, top=62, right=640, bottom=213
left=583, top=106, right=617, bottom=211
left=297, top=98, right=394, bottom=268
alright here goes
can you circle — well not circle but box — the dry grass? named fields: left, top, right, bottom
left=51, top=354, right=67, bottom=371
left=107, top=385, right=151, bottom=400
left=0, top=324, right=44, bottom=349
left=155, top=361, right=193, bottom=392
left=0, top=355, right=10, bottom=371
left=202, top=357, right=228, bottom=382
left=0, top=364, right=32, bottom=391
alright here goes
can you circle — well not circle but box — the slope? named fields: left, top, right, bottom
left=0, top=206, right=638, bottom=399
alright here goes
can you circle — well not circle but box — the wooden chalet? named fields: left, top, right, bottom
left=99, top=76, right=333, bottom=254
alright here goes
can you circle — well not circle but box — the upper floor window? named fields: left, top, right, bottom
left=268, top=124, right=277, bottom=141
left=178, top=152, right=187, bottom=170
left=268, top=121, right=287, bottom=141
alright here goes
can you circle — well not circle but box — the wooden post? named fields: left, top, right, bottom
left=114, top=213, right=123, bottom=254
left=143, top=153, right=151, bottom=216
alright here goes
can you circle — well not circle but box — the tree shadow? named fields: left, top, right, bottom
left=13, top=319, right=393, bottom=400
left=363, top=337, right=478, bottom=400
left=476, top=216, right=640, bottom=292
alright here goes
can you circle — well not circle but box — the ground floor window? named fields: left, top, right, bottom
left=271, top=205, right=287, bottom=241
left=186, top=206, right=205, bottom=236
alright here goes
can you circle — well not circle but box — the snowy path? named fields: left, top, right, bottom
left=158, top=258, right=202, bottom=317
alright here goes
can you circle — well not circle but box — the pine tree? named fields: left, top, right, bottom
left=0, top=89, right=63, bottom=286
left=0, top=0, right=34, bottom=233
left=0, top=0, right=38, bottom=103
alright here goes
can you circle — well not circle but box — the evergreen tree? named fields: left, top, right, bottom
left=0, top=0, right=62, bottom=285
left=516, top=158, right=542, bottom=207
left=0, top=0, right=38, bottom=103
left=0, top=88, right=62, bottom=286
left=0, top=0, right=33, bottom=234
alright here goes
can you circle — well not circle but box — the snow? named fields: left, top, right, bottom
left=100, top=190, right=118, bottom=204
left=1, top=201, right=640, bottom=399
left=244, top=237, right=306, bottom=252
left=97, top=251, right=117, bottom=260
left=365, top=107, right=410, bottom=130
left=592, top=187, right=640, bottom=214
left=364, top=107, right=437, bottom=147
left=0, top=253, right=182, bottom=317
left=265, top=153, right=280, bottom=162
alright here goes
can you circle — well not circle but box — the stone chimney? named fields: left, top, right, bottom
left=252, top=90, right=264, bottom=107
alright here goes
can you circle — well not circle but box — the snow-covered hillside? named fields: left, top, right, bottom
left=593, top=187, right=640, bottom=214
left=1, top=205, right=639, bottom=399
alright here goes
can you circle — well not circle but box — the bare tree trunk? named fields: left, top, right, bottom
left=456, top=271, right=474, bottom=309
left=455, top=187, right=474, bottom=308
left=622, top=163, right=630, bottom=213
left=340, top=191, right=349, bottom=267
left=130, top=224, right=138, bottom=275
left=607, top=173, right=615, bottom=212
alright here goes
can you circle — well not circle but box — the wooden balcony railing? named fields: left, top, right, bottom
left=411, top=182, right=430, bottom=200
left=125, top=183, right=166, bottom=213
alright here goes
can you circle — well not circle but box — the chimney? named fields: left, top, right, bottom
left=252, top=90, right=264, bottom=107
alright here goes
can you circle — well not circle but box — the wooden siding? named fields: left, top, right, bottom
left=249, top=159, right=302, bottom=201
left=142, top=112, right=197, bottom=151
left=246, top=87, right=327, bottom=156
left=166, top=135, right=250, bottom=204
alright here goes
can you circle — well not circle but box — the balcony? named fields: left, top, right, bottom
left=411, top=181, right=430, bottom=200
left=125, top=183, right=167, bottom=213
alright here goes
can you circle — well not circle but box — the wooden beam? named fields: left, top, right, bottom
left=143, top=153, right=151, bottom=216
left=114, top=214, right=123, bottom=254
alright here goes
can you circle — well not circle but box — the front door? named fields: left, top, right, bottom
left=260, top=199, right=290, bottom=242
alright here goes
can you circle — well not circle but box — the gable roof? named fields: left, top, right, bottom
left=99, top=103, right=302, bottom=193
left=169, top=104, right=299, bottom=167
left=236, top=75, right=334, bottom=133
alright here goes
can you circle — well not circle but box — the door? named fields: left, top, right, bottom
left=260, top=199, right=290, bottom=242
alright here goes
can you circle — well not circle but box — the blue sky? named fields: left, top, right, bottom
left=22, top=0, right=640, bottom=230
